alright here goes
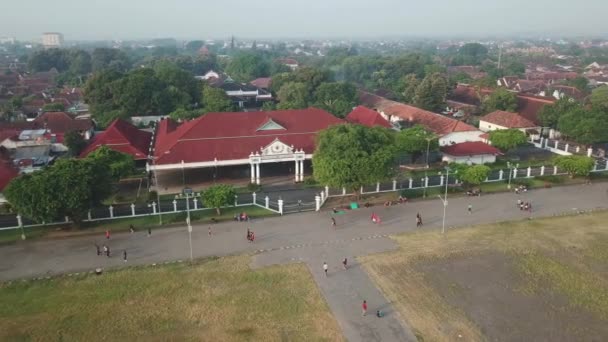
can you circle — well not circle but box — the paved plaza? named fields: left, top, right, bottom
left=1, top=184, right=607, bottom=341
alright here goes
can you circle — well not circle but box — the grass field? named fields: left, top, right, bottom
left=0, top=205, right=276, bottom=245
left=361, top=211, right=608, bottom=341
left=0, top=256, right=343, bottom=342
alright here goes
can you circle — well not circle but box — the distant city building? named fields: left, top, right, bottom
left=41, top=32, right=64, bottom=48
left=0, top=37, right=16, bottom=44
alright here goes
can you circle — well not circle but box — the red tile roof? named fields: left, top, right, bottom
left=441, top=141, right=502, bottom=156
left=0, top=161, right=19, bottom=191
left=516, top=95, right=555, bottom=125
left=33, top=112, right=93, bottom=134
left=481, top=110, right=536, bottom=128
left=80, top=119, right=152, bottom=160
left=153, top=108, right=343, bottom=165
left=250, top=77, right=272, bottom=89
left=346, top=106, right=392, bottom=128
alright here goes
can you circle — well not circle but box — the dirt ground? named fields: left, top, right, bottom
left=417, top=251, right=608, bottom=342
left=361, top=212, right=608, bottom=342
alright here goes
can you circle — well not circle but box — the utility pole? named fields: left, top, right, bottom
left=497, top=44, right=503, bottom=70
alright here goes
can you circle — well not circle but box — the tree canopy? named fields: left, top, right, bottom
left=482, top=88, right=518, bottom=113
left=277, top=82, right=309, bottom=110
left=413, top=73, right=448, bottom=112
left=458, top=164, right=491, bottom=186
left=554, top=155, right=595, bottom=178
left=312, top=124, right=396, bottom=194
left=488, top=129, right=527, bottom=151
left=225, top=52, right=270, bottom=82
left=64, top=131, right=87, bottom=156
left=86, top=146, right=135, bottom=181
left=4, top=158, right=112, bottom=224
left=538, top=97, right=580, bottom=128
left=202, top=85, right=234, bottom=112
left=203, top=184, right=236, bottom=215
left=313, top=82, right=358, bottom=118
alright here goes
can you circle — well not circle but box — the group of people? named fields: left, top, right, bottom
left=234, top=212, right=250, bottom=222
left=514, top=185, right=528, bottom=194
left=517, top=199, right=533, bottom=212
left=96, top=230, right=127, bottom=262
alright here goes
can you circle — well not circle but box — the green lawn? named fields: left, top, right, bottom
left=0, top=256, right=343, bottom=341
left=0, top=205, right=275, bottom=245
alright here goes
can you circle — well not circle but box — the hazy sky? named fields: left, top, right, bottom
left=1, top=0, right=607, bottom=41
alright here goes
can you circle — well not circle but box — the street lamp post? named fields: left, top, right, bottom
left=149, top=156, right=163, bottom=225
left=423, top=137, right=434, bottom=198
left=437, top=167, right=454, bottom=234
left=183, top=188, right=194, bottom=263
left=507, top=162, right=519, bottom=190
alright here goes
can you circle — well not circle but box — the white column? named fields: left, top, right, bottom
left=409, top=178, right=413, bottom=188
left=173, top=200, right=177, bottom=212
left=265, top=196, right=270, bottom=209
left=553, top=165, right=558, bottom=175
left=376, top=182, right=380, bottom=192
left=278, top=199, right=284, bottom=215
left=527, top=167, right=531, bottom=178
left=193, top=198, right=198, bottom=210
left=320, top=191, right=325, bottom=203
left=587, top=148, right=593, bottom=157
left=315, top=195, right=321, bottom=211
left=499, top=170, right=504, bottom=180
left=576, top=146, right=580, bottom=153
left=250, top=163, right=255, bottom=183
left=392, top=179, right=397, bottom=191
left=65, top=216, right=69, bottom=223
left=605, top=161, right=608, bottom=171
left=440, top=175, right=445, bottom=186
left=300, top=160, right=305, bottom=182
left=234, top=195, right=238, bottom=206
left=131, top=204, right=136, bottom=216
left=540, top=166, right=545, bottom=176
left=554, top=141, right=559, bottom=149
left=564, top=144, right=569, bottom=153
left=539, top=137, right=544, bottom=147
left=252, top=192, right=257, bottom=204
left=87, top=210, right=92, bottom=221
left=342, top=187, right=346, bottom=196
left=294, top=160, right=300, bottom=182
left=152, top=202, right=157, bottom=214
left=325, top=186, right=329, bottom=198
left=255, top=163, right=260, bottom=185
left=109, top=206, right=114, bottom=218
left=425, top=177, right=429, bottom=188
left=17, top=214, right=22, bottom=227
left=513, top=168, right=518, bottom=179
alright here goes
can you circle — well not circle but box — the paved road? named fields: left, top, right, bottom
left=1, top=184, right=607, bottom=342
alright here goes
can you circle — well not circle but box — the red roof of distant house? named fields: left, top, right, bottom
left=346, top=106, right=392, bottom=128
left=32, top=112, right=93, bottom=134
left=516, top=95, right=555, bottom=125
left=441, top=141, right=502, bottom=156
left=277, top=58, right=298, bottom=65
left=481, top=110, right=536, bottom=128
left=0, top=161, right=19, bottom=191
left=153, top=108, right=343, bottom=165
left=80, top=119, right=152, bottom=160
left=250, top=77, right=272, bottom=89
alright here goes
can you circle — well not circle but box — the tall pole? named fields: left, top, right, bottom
left=423, top=137, right=432, bottom=199
left=442, top=168, right=449, bottom=234
left=153, top=158, right=163, bottom=225
left=186, top=192, right=193, bottom=263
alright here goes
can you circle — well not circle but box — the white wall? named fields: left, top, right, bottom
left=442, top=153, right=496, bottom=165
left=439, top=131, right=484, bottom=146
left=478, top=120, right=507, bottom=132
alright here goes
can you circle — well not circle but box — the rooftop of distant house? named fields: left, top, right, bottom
left=481, top=110, right=537, bottom=128
left=345, top=106, right=392, bottom=129
left=441, top=141, right=502, bottom=156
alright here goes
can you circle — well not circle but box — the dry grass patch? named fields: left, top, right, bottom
left=0, top=256, right=343, bottom=342
left=361, top=212, right=608, bottom=341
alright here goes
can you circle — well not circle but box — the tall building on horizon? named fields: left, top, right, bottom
left=41, top=32, right=63, bottom=49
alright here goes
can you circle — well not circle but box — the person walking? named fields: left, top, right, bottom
left=467, top=204, right=472, bottom=214
left=147, top=227, right=151, bottom=237
left=331, top=217, right=336, bottom=227
left=105, top=230, right=110, bottom=239
left=208, top=226, right=212, bottom=236
left=323, top=262, right=328, bottom=276
left=129, top=225, right=135, bottom=234
left=342, top=258, right=348, bottom=270
left=123, top=250, right=127, bottom=262
left=102, top=245, right=108, bottom=256
left=416, top=213, right=423, bottom=227
left=362, top=300, right=368, bottom=316
left=517, top=199, right=522, bottom=208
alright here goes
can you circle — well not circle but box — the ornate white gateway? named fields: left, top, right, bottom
left=249, top=138, right=306, bottom=184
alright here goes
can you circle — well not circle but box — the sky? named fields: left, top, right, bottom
left=1, top=0, right=607, bottom=41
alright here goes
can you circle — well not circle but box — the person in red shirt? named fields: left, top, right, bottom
left=105, top=230, right=110, bottom=239
left=362, top=300, right=367, bottom=316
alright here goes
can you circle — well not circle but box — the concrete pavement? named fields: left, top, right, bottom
left=1, top=184, right=607, bottom=342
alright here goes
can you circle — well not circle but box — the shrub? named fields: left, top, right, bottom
left=246, top=182, right=261, bottom=193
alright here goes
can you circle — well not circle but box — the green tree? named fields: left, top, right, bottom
left=454, top=43, right=488, bottom=65
left=312, top=124, right=396, bottom=196
left=400, top=74, right=419, bottom=103
left=277, top=82, right=309, bottom=110
left=554, top=155, right=595, bottom=178
left=169, top=108, right=202, bottom=121
left=64, top=131, right=87, bottom=156
left=589, top=86, right=608, bottom=111
left=293, top=67, right=332, bottom=93
left=458, top=165, right=491, bottom=187
left=538, top=97, right=581, bottom=128
left=557, top=108, right=608, bottom=145
left=270, top=72, right=295, bottom=94
left=112, top=68, right=170, bottom=115
left=225, top=52, right=270, bottom=82
left=202, top=184, right=236, bottom=215
left=566, top=76, right=589, bottom=93
left=185, top=40, right=205, bottom=52
left=4, top=158, right=112, bottom=225
left=202, top=86, right=234, bottom=112
left=154, top=61, right=201, bottom=108
left=86, top=146, right=135, bottom=180
left=413, top=73, right=447, bottom=112
left=313, top=82, right=358, bottom=118
left=42, top=102, right=65, bottom=112
left=83, top=69, right=124, bottom=114
left=261, top=101, right=277, bottom=111
left=488, top=129, right=527, bottom=151
left=395, top=126, right=438, bottom=154
left=92, top=48, right=130, bottom=72
left=482, top=88, right=517, bottom=113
